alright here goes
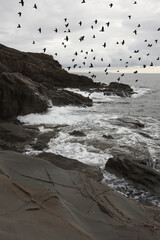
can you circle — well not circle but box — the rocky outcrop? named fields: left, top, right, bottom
left=0, top=44, right=96, bottom=120
left=0, top=150, right=160, bottom=240
left=0, top=72, right=49, bottom=120
left=104, top=82, right=134, bottom=97
left=105, top=153, right=160, bottom=194
left=0, top=43, right=98, bottom=89
left=0, top=121, right=39, bottom=152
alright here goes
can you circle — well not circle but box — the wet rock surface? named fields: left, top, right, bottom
left=0, top=150, right=160, bottom=240
left=105, top=154, right=160, bottom=194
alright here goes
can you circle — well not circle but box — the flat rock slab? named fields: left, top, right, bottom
left=0, top=150, right=160, bottom=240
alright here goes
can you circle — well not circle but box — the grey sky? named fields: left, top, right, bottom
left=0, top=0, right=160, bottom=73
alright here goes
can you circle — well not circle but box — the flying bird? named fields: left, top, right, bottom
left=102, top=42, right=106, bottom=47
left=109, top=3, right=113, bottom=8
left=81, top=0, right=85, bottom=3
left=33, top=4, right=37, bottom=9
left=38, top=28, right=41, bottom=33
left=32, top=41, right=35, bottom=44
left=133, top=30, right=137, bottom=35
left=18, top=12, right=22, bottom=17
left=43, top=48, right=46, bottom=52
left=17, top=24, right=21, bottom=28
left=79, top=21, right=82, bottom=26
left=19, top=0, right=24, bottom=6
left=100, top=26, right=105, bottom=32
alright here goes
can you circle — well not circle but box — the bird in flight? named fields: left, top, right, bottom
left=43, top=48, right=46, bottom=52
left=18, top=12, right=22, bottom=17
left=19, top=0, right=24, bottom=6
left=33, top=4, right=37, bottom=9
left=109, top=3, right=113, bottom=8
left=38, top=28, right=41, bottom=33
left=17, top=24, right=21, bottom=28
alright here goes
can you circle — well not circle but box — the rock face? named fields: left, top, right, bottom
left=104, top=82, right=134, bottom=97
left=105, top=154, right=160, bottom=194
left=0, top=150, right=160, bottom=240
left=0, top=44, right=96, bottom=120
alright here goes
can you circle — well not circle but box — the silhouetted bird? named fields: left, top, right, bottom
left=100, top=26, right=105, bottom=32
left=65, top=23, right=69, bottom=28
left=38, top=28, right=41, bottom=33
left=94, top=20, right=98, bottom=24
left=19, top=0, right=24, bottom=6
left=64, top=36, right=69, bottom=41
left=89, top=63, right=93, bottom=68
left=43, top=48, right=46, bottom=52
left=134, top=1, right=137, bottom=4
left=92, top=35, right=96, bottom=38
left=106, top=22, right=110, bottom=27
left=81, top=0, right=85, bottom=3
left=137, top=24, right=141, bottom=27
left=156, top=57, right=159, bottom=60
left=18, top=12, right=22, bottom=17
left=117, top=77, right=120, bottom=81
left=33, top=4, right=37, bottom=9
left=121, top=40, right=125, bottom=45
left=67, top=67, right=71, bottom=70
left=133, top=71, right=138, bottom=74
left=143, top=65, right=146, bottom=68
left=102, top=42, right=106, bottom=47
left=150, top=62, right=153, bottom=66
left=157, top=28, right=160, bottom=31
left=147, top=44, right=152, bottom=47
left=155, top=39, right=158, bottom=43
left=128, top=15, right=131, bottom=19
left=109, top=3, right=113, bottom=8
left=17, top=24, right=21, bottom=28
left=64, top=18, right=67, bottom=22
left=54, top=28, right=58, bottom=33
left=79, top=21, right=82, bottom=26
left=32, top=41, right=35, bottom=44
left=133, top=30, right=137, bottom=35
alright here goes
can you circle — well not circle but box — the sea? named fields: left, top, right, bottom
left=18, top=72, right=160, bottom=207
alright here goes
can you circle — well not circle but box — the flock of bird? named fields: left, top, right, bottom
left=17, top=0, right=160, bottom=82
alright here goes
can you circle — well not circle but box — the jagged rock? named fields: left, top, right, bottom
left=0, top=44, right=96, bottom=120
left=48, top=89, right=92, bottom=106
left=0, top=43, right=99, bottom=89
left=116, top=117, right=145, bottom=128
left=69, top=130, right=86, bottom=137
left=104, top=82, right=134, bottom=97
left=105, top=154, right=160, bottom=194
left=110, top=145, right=152, bottom=166
left=0, top=72, right=49, bottom=120
left=0, top=150, right=160, bottom=240
left=32, top=131, right=59, bottom=151
left=0, top=122, right=38, bottom=152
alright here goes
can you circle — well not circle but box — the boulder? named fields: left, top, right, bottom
left=104, top=82, right=134, bottom=97
left=69, top=130, right=86, bottom=137
left=105, top=154, right=160, bottom=194
left=0, top=150, right=160, bottom=240
left=48, top=89, right=92, bottom=106
left=0, top=122, right=38, bottom=152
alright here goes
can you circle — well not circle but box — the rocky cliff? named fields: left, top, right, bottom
left=0, top=44, right=96, bottom=120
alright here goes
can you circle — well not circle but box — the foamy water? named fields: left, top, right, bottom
left=18, top=74, right=160, bottom=207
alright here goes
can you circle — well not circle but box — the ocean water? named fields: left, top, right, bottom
left=18, top=72, right=160, bottom=207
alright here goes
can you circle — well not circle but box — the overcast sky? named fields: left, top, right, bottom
left=0, top=0, right=160, bottom=73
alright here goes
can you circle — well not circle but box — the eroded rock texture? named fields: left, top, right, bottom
left=0, top=150, right=160, bottom=240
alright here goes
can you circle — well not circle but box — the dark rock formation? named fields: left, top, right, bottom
left=0, top=43, right=96, bottom=120
left=116, top=117, right=145, bottom=128
left=0, top=121, right=38, bottom=152
left=0, top=72, right=49, bottom=120
left=104, top=82, right=134, bottom=97
left=105, top=154, right=160, bottom=194
left=69, top=130, right=86, bottom=137
left=0, top=150, right=160, bottom=240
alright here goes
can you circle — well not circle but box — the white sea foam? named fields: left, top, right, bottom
left=131, top=86, right=150, bottom=98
